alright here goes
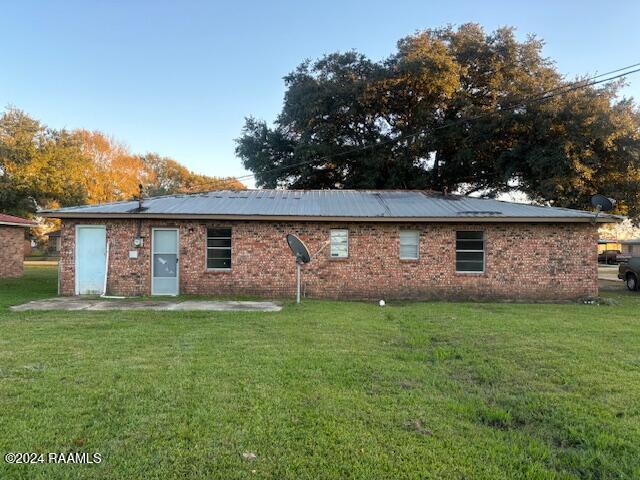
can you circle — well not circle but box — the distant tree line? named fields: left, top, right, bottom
left=236, top=23, right=640, bottom=222
left=0, top=107, right=244, bottom=218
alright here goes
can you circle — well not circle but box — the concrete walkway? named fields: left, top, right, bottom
left=10, top=297, right=282, bottom=312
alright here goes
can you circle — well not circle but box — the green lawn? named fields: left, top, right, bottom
left=1, top=266, right=639, bottom=479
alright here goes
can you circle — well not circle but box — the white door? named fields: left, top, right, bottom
left=152, top=228, right=179, bottom=295
left=76, top=226, right=106, bottom=295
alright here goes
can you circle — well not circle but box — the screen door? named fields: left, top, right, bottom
left=152, top=228, right=179, bottom=295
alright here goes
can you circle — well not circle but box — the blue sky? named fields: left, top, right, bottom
left=2, top=0, right=639, bottom=185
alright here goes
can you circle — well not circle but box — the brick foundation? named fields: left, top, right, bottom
left=58, top=219, right=599, bottom=300
left=0, top=226, right=26, bottom=278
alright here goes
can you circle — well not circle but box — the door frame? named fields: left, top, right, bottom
left=75, top=224, right=107, bottom=295
left=151, top=228, right=180, bottom=296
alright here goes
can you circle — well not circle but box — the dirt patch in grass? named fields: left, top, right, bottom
left=404, top=419, right=433, bottom=436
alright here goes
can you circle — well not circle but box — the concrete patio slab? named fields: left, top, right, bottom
left=10, top=297, right=282, bottom=312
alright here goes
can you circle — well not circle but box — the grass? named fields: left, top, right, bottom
left=1, top=266, right=640, bottom=479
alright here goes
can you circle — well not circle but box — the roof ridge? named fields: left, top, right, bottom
left=488, top=197, right=597, bottom=216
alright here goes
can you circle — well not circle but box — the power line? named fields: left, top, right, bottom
left=236, top=65, right=640, bottom=182
left=235, top=62, right=640, bottom=183
left=518, top=61, right=640, bottom=98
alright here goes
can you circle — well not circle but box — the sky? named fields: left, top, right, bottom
left=2, top=0, right=640, bottom=186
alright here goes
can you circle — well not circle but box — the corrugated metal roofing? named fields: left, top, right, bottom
left=39, top=189, right=619, bottom=222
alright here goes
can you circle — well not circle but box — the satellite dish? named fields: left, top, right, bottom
left=286, top=234, right=311, bottom=304
left=286, top=234, right=311, bottom=264
left=591, top=194, right=615, bottom=212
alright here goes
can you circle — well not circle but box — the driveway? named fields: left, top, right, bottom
left=598, top=265, right=621, bottom=282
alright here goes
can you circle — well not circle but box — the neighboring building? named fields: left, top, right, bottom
left=40, top=190, right=619, bottom=300
left=0, top=214, right=37, bottom=278
left=597, top=239, right=622, bottom=254
left=47, top=229, right=62, bottom=255
left=597, top=239, right=623, bottom=264
left=621, top=239, right=640, bottom=257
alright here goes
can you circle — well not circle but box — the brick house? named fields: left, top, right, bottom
left=40, top=190, right=618, bottom=300
left=620, top=239, right=640, bottom=257
left=0, top=214, right=37, bottom=278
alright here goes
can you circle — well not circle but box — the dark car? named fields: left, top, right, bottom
left=598, top=249, right=622, bottom=264
left=618, top=257, right=640, bottom=291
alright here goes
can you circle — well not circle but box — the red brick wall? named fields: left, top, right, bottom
left=0, top=226, right=26, bottom=278
left=58, top=219, right=599, bottom=300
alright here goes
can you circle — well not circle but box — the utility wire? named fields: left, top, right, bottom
left=234, top=63, right=640, bottom=183
left=514, top=61, right=640, bottom=98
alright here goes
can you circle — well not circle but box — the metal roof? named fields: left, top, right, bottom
left=39, top=189, right=620, bottom=223
left=0, top=213, right=37, bottom=227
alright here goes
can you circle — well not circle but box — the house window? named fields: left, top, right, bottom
left=400, top=231, right=419, bottom=259
left=207, top=228, right=231, bottom=269
left=330, top=229, right=348, bottom=258
left=456, top=231, right=484, bottom=273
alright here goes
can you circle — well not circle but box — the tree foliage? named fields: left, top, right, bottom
left=236, top=24, right=640, bottom=221
left=0, top=108, right=87, bottom=215
left=73, top=130, right=146, bottom=204
left=141, top=153, right=244, bottom=197
left=0, top=108, right=245, bottom=217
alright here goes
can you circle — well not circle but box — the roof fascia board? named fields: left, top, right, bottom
left=0, top=221, right=36, bottom=227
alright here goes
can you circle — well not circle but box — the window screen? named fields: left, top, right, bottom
left=330, top=229, right=348, bottom=258
left=399, top=231, right=419, bottom=259
left=207, top=228, right=231, bottom=269
left=456, top=231, right=484, bottom=272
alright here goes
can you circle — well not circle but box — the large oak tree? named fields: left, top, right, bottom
left=236, top=24, right=640, bottom=221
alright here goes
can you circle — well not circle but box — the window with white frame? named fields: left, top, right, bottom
left=206, top=228, right=232, bottom=269
left=399, top=230, right=419, bottom=259
left=456, top=231, right=484, bottom=272
left=330, top=229, right=348, bottom=258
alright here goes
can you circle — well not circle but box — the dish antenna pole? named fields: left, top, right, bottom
left=296, top=262, right=301, bottom=304
left=286, top=234, right=311, bottom=304
left=590, top=194, right=615, bottom=223
left=138, top=183, right=144, bottom=211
